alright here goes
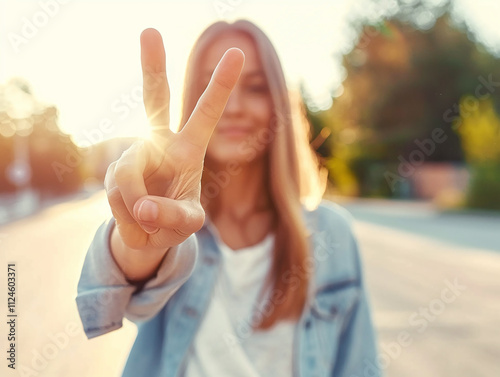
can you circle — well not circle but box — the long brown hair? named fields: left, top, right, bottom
left=177, top=20, right=327, bottom=329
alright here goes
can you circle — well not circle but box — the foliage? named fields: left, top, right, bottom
left=309, top=12, right=500, bottom=199
left=456, top=96, right=500, bottom=210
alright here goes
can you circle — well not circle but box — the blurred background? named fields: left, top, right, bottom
left=0, top=0, right=499, bottom=376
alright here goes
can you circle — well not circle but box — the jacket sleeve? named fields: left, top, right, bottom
left=331, top=227, right=383, bottom=377
left=75, top=217, right=198, bottom=340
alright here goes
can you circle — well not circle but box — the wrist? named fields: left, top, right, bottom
left=110, top=220, right=170, bottom=282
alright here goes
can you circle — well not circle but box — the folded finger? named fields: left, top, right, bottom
left=113, top=142, right=149, bottom=222
left=105, top=162, right=136, bottom=224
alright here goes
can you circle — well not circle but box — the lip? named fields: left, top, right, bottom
left=218, top=127, right=251, bottom=137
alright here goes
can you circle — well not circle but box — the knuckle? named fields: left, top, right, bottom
left=182, top=205, right=204, bottom=233
left=104, top=162, right=117, bottom=190
left=120, top=140, right=144, bottom=160
left=114, top=163, right=137, bottom=184
left=143, top=70, right=167, bottom=91
left=173, top=227, right=190, bottom=239
left=191, top=214, right=205, bottom=233
left=214, top=76, right=233, bottom=91
left=106, top=193, right=135, bottom=224
left=106, top=160, right=117, bottom=175
left=175, top=205, right=190, bottom=227
left=130, top=139, right=146, bottom=150
left=191, top=205, right=205, bottom=230
left=106, top=186, right=122, bottom=204
left=197, top=100, right=220, bottom=121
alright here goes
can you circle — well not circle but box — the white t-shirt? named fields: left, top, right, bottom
left=182, top=225, right=296, bottom=377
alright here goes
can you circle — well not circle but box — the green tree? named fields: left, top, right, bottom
left=456, top=96, right=500, bottom=210
left=321, top=12, right=500, bottom=197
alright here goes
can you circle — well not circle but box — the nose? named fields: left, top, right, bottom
left=223, top=88, right=244, bottom=117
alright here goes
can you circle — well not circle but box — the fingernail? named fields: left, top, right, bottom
left=138, top=200, right=159, bottom=222
left=141, top=224, right=160, bottom=234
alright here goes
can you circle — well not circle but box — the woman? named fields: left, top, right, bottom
left=76, top=20, right=381, bottom=377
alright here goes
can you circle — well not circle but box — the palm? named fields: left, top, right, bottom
left=106, top=29, right=244, bottom=252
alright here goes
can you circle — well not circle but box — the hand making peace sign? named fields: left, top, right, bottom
left=105, top=28, right=245, bottom=253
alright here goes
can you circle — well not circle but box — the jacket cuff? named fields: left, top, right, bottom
left=75, top=217, right=197, bottom=339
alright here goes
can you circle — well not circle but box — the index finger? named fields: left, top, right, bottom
left=141, top=28, right=171, bottom=137
left=180, top=48, right=245, bottom=149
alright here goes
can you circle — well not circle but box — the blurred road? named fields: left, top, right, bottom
left=342, top=199, right=500, bottom=252
left=341, top=199, right=500, bottom=377
left=0, top=190, right=136, bottom=377
left=0, top=191, right=499, bottom=376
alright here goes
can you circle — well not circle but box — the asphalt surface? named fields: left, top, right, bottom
left=0, top=191, right=498, bottom=376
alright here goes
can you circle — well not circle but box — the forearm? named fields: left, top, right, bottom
left=110, top=223, right=170, bottom=283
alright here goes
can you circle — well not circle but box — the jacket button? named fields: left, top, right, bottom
left=304, top=319, right=312, bottom=329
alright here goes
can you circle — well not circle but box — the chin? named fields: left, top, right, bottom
left=208, top=150, right=249, bottom=166
left=207, top=142, right=265, bottom=168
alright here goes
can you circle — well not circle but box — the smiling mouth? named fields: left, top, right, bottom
left=218, top=128, right=250, bottom=137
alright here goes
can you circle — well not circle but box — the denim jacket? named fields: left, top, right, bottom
left=75, top=200, right=382, bottom=377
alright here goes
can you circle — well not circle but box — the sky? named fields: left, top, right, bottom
left=1, top=0, right=499, bottom=146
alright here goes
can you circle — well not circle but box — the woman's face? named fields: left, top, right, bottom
left=200, top=31, right=273, bottom=167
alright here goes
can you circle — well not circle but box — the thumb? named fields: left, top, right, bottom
left=133, top=196, right=205, bottom=234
